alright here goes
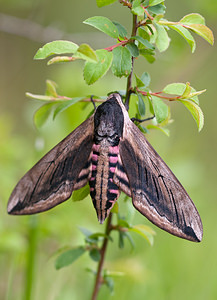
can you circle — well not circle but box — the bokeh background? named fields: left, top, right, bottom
left=0, top=0, right=216, bottom=299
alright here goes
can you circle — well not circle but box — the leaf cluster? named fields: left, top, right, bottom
left=30, top=0, right=213, bottom=133
left=54, top=199, right=155, bottom=293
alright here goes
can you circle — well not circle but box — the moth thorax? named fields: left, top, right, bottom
left=94, top=97, right=124, bottom=147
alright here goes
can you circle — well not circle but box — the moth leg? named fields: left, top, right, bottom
left=90, top=95, right=97, bottom=111
left=131, top=115, right=155, bottom=123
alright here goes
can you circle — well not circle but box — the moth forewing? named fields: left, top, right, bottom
left=7, top=115, right=94, bottom=215
left=118, top=115, right=203, bottom=242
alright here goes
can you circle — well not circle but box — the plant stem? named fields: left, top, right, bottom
left=91, top=213, right=113, bottom=300
left=125, top=14, right=137, bottom=110
left=105, top=39, right=128, bottom=52
left=24, top=216, right=38, bottom=300
left=137, top=88, right=182, bottom=101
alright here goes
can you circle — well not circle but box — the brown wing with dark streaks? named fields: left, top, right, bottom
left=7, top=115, right=94, bottom=215
left=118, top=119, right=203, bottom=242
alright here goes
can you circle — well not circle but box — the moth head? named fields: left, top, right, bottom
left=94, top=95, right=124, bottom=146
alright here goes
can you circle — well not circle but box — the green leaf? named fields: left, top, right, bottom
left=83, top=49, right=113, bottom=85
left=85, top=267, right=97, bottom=275
left=124, top=231, right=135, bottom=250
left=138, top=124, right=148, bottom=134
left=136, top=93, right=146, bottom=117
left=163, top=82, right=188, bottom=95
left=142, top=0, right=149, bottom=6
left=126, top=43, right=139, bottom=57
left=117, top=218, right=130, bottom=228
left=96, top=0, right=116, bottom=7
left=89, top=249, right=101, bottom=262
left=88, top=232, right=112, bottom=241
left=146, top=24, right=154, bottom=36
left=149, top=0, right=164, bottom=6
left=53, top=97, right=83, bottom=120
left=178, top=99, right=204, bottom=131
left=111, top=46, right=132, bottom=77
left=135, top=74, right=145, bottom=88
left=132, top=0, right=144, bottom=16
left=111, top=201, right=119, bottom=214
left=155, top=23, right=170, bottom=52
left=83, top=16, right=119, bottom=38
left=147, top=4, right=166, bottom=15
left=118, top=231, right=125, bottom=249
left=137, top=93, right=146, bottom=117
left=105, top=270, right=125, bottom=277
left=132, top=36, right=155, bottom=50
left=184, top=24, right=214, bottom=45
left=55, top=246, right=86, bottom=270
left=129, top=224, right=155, bottom=246
left=139, top=49, right=156, bottom=63
left=181, top=82, right=191, bottom=99
left=149, top=97, right=154, bottom=115
left=72, top=184, right=90, bottom=202
left=151, top=96, right=169, bottom=124
left=134, top=223, right=156, bottom=234
left=135, top=72, right=150, bottom=89
left=138, top=27, right=150, bottom=42
left=47, top=56, right=73, bottom=65
left=26, top=92, right=58, bottom=101
left=180, top=13, right=205, bottom=25
left=79, top=227, right=93, bottom=238
left=146, top=124, right=170, bottom=136
left=112, top=21, right=127, bottom=38
left=45, top=80, right=58, bottom=97
left=189, top=89, right=206, bottom=104
left=104, top=276, right=114, bottom=293
left=74, top=44, right=98, bottom=62
left=141, top=71, right=151, bottom=87
left=34, top=102, right=57, bottom=128
left=163, top=82, right=203, bottom=105
left=34, top=40, right=78, bottom=59
left=169, top=24, right=196, bottom=53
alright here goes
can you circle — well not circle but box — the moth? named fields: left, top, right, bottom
left=8, top=93, right=203, bottom=242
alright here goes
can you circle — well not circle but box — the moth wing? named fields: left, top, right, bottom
left=7, top=115, right=94, bottom=215
left=119, top=120, right=203, bottom=242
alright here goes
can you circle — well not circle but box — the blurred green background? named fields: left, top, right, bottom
left=0, top=0, right=216, bottom=299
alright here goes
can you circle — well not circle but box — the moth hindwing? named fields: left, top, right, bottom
left=8, top=93, right=203, bottom=242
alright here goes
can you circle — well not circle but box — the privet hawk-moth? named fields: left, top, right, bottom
left=7, top=93, right=203, bottom=242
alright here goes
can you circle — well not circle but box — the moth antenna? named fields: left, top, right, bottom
left=131, top=115, right=155, bottom=123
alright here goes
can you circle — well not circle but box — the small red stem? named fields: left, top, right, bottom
left=142, top=7, right=154, bottom=20
left=137, top=89, right=181, bottom=101
left=105, top=40, right=128, bottom=52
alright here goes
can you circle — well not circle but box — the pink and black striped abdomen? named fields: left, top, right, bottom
left=89, top=144, right=120, bottom=223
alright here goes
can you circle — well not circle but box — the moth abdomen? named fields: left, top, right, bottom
left=89, top=144, right=120, bottom=223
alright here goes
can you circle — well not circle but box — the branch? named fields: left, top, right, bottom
left=125, top=14, right=138, bottom=111
left=105, top=39, right=128, bottom=52
left=137, top=89, right=182, bottom=101
left=91, top=213, right=113, bottom=300
left=119, top=0, right=132, bottom=9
